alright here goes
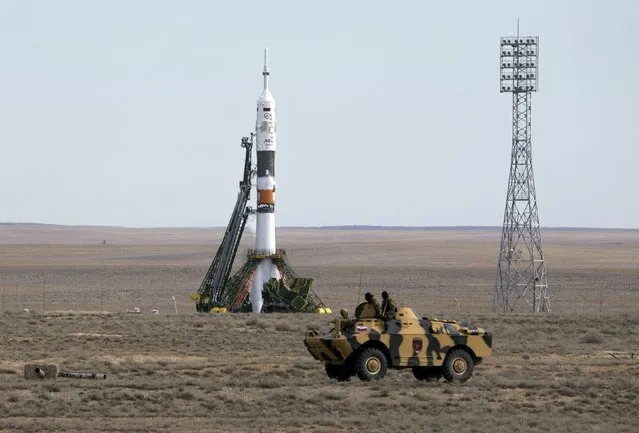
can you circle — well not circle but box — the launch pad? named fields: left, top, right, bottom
left=214, top=248, right=327, bottom=313
left=191, top=133, right=329, bottom=314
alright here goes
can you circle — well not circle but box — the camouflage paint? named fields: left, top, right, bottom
left=304, top=307, right=492, bottom=368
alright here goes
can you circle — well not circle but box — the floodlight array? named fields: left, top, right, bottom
left=500, top=36, right=538, bottom=93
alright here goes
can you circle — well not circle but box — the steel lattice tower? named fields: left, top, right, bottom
left=494, top=32, right=550, bottom=313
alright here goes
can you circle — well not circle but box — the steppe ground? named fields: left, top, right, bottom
left=0, top=224, right=638, bottom=432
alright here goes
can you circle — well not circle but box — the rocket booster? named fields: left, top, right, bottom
left=250, top=48, right=279, bottom=313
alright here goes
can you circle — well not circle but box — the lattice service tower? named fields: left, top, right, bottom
left=494, top=32, right=550, bottom=313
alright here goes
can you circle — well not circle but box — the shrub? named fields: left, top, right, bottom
left=579, top=332, right=603, bottom=344
left=275, top=322, right=293, bottom=332
left=44, top=383, right=61, bottom=393
left=175, top=391, right=195, bottom=400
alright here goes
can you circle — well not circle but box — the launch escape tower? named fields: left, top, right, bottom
left=494, top=31, right=550, bottom=313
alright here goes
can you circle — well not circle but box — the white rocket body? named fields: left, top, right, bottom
left=249, top=49, right=280, bottom=313
left=255, top=87, right=276, bottom=252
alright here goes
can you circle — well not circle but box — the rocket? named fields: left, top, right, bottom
left=250, top=48, right=280, bottom=313
left=255, top=48, right=277, bottom=251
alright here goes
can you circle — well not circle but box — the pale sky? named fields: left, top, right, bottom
left=0, top=0, right=637, bottom=228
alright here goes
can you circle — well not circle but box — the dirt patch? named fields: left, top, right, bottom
left=95, top=354, right=208, bottom=365
left=67, top=333, right=125, bottom=338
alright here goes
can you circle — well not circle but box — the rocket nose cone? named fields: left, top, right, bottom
left=259, top=88, right=274, bottom=102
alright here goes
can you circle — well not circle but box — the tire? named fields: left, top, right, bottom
left=325, top=363, right=352, bottom=382
left=412, top=367, right=442, bottom=382
left=442, top=348, right=474, bottom=382
left=355, top=347, right=388, bottom=381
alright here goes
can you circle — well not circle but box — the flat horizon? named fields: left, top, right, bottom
left=1, top=222, right=638, bottom=232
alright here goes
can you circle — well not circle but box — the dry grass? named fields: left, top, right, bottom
left=0, top=226, right=638, bottom=432
left=0, top=312, right=637, bottom=432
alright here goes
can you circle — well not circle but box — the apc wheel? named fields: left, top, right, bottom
left=355, top=347, right=387, bottom=381
left=412, top=367, right=442, bottom=382
left=325, top=363, right=352, bottom=382
left=442, top=349, right=474, bottom=382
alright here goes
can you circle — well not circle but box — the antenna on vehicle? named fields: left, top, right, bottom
left=357, top=269, right=363, bottom=304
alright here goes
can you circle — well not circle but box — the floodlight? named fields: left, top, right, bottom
left=499, top=34, right=538, bottom=93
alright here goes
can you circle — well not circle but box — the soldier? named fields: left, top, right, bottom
left=380, top=290, right=397, bottom=319
left=368, top=292, right=381, bottom=317
left=355, top=292, right=381, bottom=318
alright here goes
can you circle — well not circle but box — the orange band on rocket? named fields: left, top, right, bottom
left=258, top=189, right=275, bottom=205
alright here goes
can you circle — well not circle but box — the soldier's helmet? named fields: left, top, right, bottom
left=381, top=291, right=389, bottom=300
left=364, top=292, right=373, bottom=302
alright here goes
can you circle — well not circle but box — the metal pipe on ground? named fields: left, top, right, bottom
left=23, top=364, right=106, bottom=380
left=58, top=371, right=107, bottom=379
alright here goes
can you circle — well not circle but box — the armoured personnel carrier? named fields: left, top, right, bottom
left=303, top=304, right=492, bottom=382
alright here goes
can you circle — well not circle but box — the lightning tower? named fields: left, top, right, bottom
left=494, top=28, right=550, bottom=313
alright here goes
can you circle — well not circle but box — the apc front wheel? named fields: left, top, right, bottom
left=355, top=347, right=388, bottom=381
left=442, top=349, right=474, bottom=382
